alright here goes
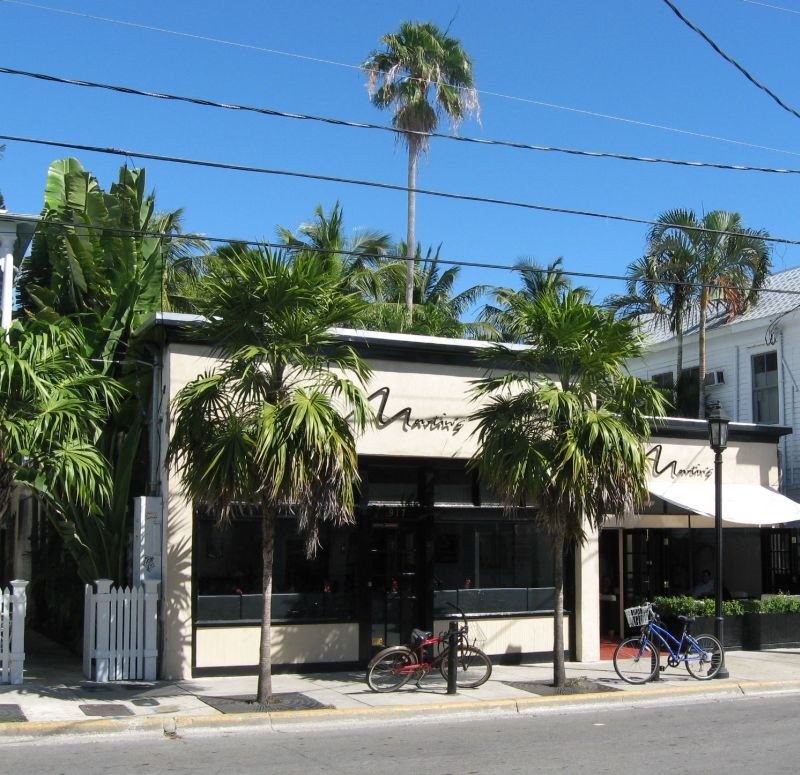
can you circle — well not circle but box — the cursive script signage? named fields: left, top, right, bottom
left=367, top=386, right=466, bottom=435
left=646, top=444, right=712, bottom=480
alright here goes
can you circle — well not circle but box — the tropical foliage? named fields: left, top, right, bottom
left=0, top=319, right=121, bottom=583
left=167, top=245, right=373, bottom=703
left=17, top=158, right=206, bottom=582
left=482, top=257, right=588, bottom=342
left=364, top=21, right=478, bottom=318
left=362, top=243, right=491, bottom=338
left=609, top=208, right=770, bottom=418
left=471, top=290, right=667, bottom=686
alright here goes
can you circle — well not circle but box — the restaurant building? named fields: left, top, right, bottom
left=138, top=315, right=800, bottom=679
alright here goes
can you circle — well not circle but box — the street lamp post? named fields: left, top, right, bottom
left=707, top=400, right=730, bottom=679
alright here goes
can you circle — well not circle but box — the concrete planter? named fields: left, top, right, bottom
left=659, top=614, right=743, bottom=650
left=742, top=612, right=800, bottom=650
left=691, top=615, right=743, bottom=650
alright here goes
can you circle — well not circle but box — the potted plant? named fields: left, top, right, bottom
left=743, top=595, right=800, bottom=650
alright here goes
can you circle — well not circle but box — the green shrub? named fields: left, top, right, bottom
left=653, top=595, right=703, bottom=617
left=653, top=595, right=744, bottom=617
left=749, top=594, right=800, bottom=614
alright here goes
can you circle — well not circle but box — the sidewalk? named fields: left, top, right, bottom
left=3, top=635, right=800, bottom=739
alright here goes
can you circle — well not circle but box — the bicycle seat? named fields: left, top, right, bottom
left=409, top=628, right=432, bottom=647
left=677, top=615, right=696, bottom=623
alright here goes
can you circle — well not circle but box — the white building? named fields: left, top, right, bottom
left=626, top=266, right=800, bottom=503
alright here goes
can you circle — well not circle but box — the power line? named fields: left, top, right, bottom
left=0, top=0, right=357, bottom=71
left=662, top=0, right=800, bottom=122
left=5, top=65, right=800, bottom=176
left=5, top=131, right=800, bottom=248
left=4, top=211, right=800, bottom=299
left=5, top=0, right=800, bottom=160
left=743, top=1, right=800, bottom=16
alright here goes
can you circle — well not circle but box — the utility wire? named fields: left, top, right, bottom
left=4, top=65, right=800, bottom=175
left=743, top=1, right=800, bottom=16
left=662, top=0, right=800, bottom=122
left=5, top=131, right=800, bottom=248
left=4, top=0, right=800, bottom=160
left=4, top=211, right=800, bottom=299
left=0, top=0, right=356, bottom=70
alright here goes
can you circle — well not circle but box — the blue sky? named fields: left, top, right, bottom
left=2, top=0, right=800, bottom=307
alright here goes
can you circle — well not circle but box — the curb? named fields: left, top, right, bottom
left=3, top=678, right=800, bottom=739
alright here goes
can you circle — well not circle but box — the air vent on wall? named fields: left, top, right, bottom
left=703, top=370, right=725, bottom=387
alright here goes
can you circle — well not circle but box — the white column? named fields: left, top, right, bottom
left=0, top=228, right=15, bottom=334
left=9, top=580, right=28, bottom=685
left=574, top=523, right=601, bottom=662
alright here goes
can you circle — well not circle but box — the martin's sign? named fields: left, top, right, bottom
left=646, top=444, right=713, bottom=480
left=367, top=387, right=466, bottom=435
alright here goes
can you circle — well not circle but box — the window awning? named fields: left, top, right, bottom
left=647, top=479, right=800, bottom=526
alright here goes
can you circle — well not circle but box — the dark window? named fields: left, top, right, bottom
left=676, top=367, right=699, bottom=418
left=195, top=515, right=357, bottom=623
left=651, top=371, right=674, bottom=390
left=432, top=520, right=554, bottom=615
left=365, top=465, right=419, bottom=504
left=752, top=351, right=779, bottom=424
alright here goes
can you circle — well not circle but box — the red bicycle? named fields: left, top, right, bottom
left=366, top=606, right=492, bottom=692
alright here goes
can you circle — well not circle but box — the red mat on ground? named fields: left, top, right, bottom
left=600, top=640, right=617, bottom=661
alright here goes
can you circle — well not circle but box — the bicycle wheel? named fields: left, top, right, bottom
left=613, top=637, right=659, bottom=684
left=367, top=647, right=415, bottom=692
left=685, top=634, right=724, bottom=680
left=438, top=645, right=492, bottom=688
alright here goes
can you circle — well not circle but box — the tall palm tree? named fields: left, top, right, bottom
left=362, top=243, right=491, bottom=338
left=471, top=290, right=666, bottom=686
left=483, top=257, right=589, bottom=342
left=363, top=21, right=478, bottom=320
left=167, top=245, right=373, bottom=704
left=277, top=201, right=392, bottom=301
left=646, top=209, right=770, bottom=417
left=606, top=228, right=695, bottom=411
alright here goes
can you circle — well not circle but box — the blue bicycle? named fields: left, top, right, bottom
left=613, top=602, right=724, bottom=684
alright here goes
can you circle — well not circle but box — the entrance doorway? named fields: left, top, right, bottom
left=366, top=521, right=425, bottom=656
left=599, top=529, right=622, bottom=643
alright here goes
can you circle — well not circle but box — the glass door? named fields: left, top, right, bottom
left=368, top=522, right=422, bottom=653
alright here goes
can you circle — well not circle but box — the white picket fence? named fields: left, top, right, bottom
left=1, top=580, right=28, bottom=685
left=83, top=579, right=159, bottom=682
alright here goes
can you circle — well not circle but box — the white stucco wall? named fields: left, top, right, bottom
left=158, top=341, right=566, bottom=679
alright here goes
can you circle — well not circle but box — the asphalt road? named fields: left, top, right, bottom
left=3, top=694, right=798, bottom=774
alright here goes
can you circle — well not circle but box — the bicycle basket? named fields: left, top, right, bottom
left=624, top=604, right=654, bottom=628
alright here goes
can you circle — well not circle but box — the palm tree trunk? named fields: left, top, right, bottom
left=552, top=530, right=566, bottom=687
left=675, top=326, right=683, bottom=411
left=257, top=504, right=276, bottom=705
left=405, top=138, right=418, bottom=322
left=698, top=291, right=708, bottom=418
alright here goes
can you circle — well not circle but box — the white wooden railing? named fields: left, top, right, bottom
left=1, top=579, right=27, bottom=685
left=83, top=579, right=159, bottom=682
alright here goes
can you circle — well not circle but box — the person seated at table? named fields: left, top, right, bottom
left=692, top=569, right=714, bottom=598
